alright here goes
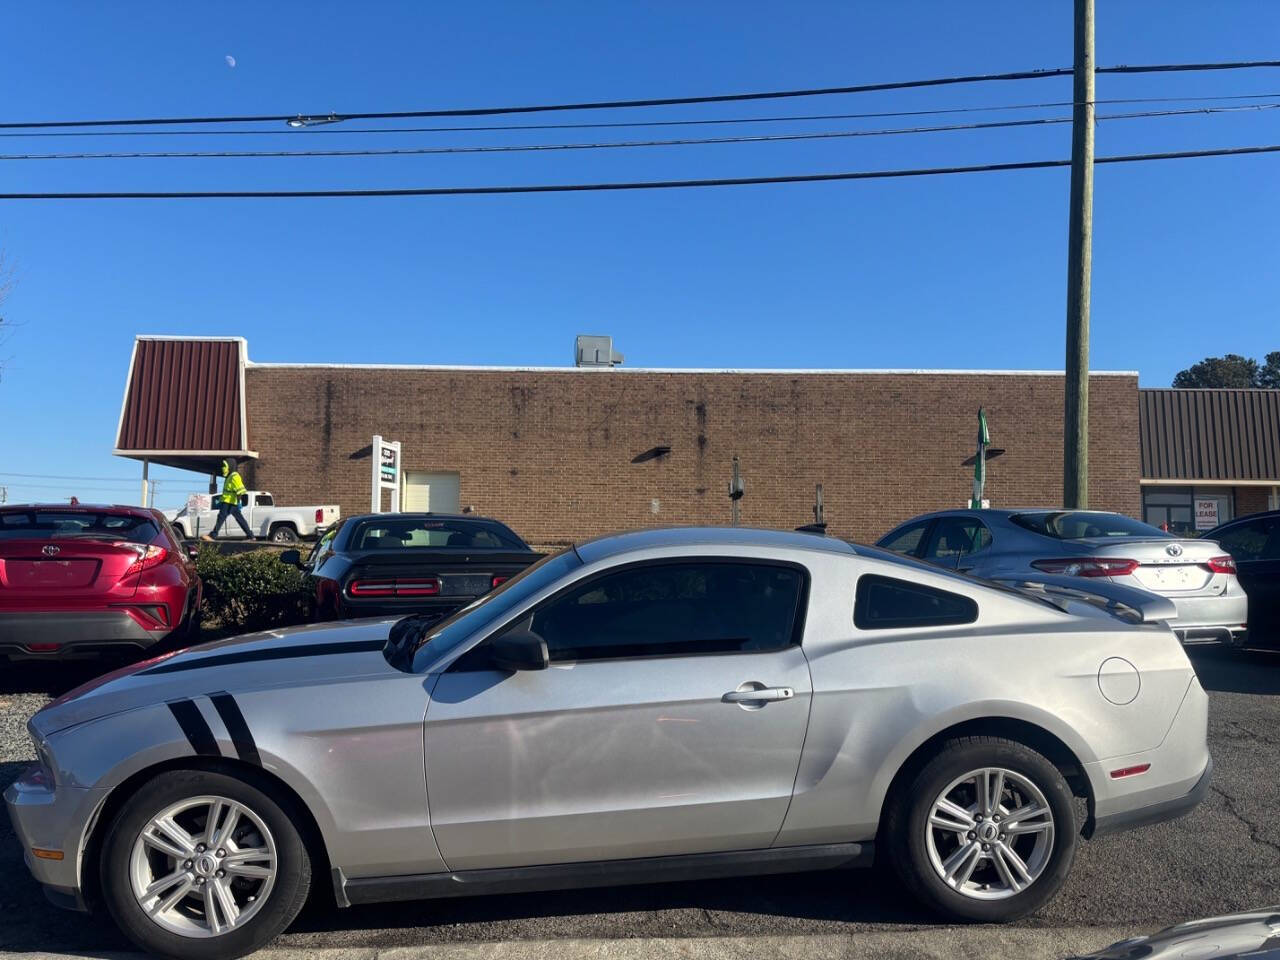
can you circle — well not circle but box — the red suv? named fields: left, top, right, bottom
left=0, top=504, right=201, bottom=659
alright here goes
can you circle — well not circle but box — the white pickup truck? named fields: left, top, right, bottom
left=165, top=491, right=340, bottom=543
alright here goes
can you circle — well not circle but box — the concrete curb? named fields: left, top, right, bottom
left=18, top=926, right=1137, bottom=960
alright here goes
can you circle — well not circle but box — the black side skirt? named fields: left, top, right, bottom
left=338, top=841, right=872, bottom=907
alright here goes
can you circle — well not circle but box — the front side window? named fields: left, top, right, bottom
left=528, top=561, right=807, bottom=662
left=922, top=517, right=992, bottom=564
left=878, top=520, right=931, bottom=557
left=854, top=574, right=978, bottom=630
left=255, top=493, right=274, bottom=506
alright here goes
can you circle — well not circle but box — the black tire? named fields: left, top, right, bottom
left=269, top=524, right=300, bottom=544
left=173, top=524, right=188, bottom=541
left=885, top=735, right=1077, bottom=923
left=100, top=768, right=311, bottom=960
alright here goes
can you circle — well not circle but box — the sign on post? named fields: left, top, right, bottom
left=371, top=434, right=402, bottom=513
left=1194, top=498, right=1219, bottom=531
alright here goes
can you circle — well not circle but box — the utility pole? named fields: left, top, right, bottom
left=1063, top=0, right=1095, bottom=509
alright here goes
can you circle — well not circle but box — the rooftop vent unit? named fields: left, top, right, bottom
left=575, top=335, right=624, bottom=368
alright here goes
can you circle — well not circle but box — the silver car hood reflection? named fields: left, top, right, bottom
left=1074, top=908, right=1280, bottom=959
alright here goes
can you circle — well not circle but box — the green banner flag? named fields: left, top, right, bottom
left=971, top=408, right=990, bottom=508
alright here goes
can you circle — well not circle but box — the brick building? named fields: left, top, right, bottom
left=114, top=337, right=1278, bottom=547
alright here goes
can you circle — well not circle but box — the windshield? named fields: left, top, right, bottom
left=351, top=516, right=528, bottom=551
left=1010, top=511, right=1171, bottom=540
left=0, top=510, right=159, bottom=543
left=410, top=547, right=582, bottom=666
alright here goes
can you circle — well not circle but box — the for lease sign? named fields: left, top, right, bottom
left=1194, top=498, right=1219, bottom=530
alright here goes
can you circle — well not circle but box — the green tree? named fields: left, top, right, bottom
left=1172, top=354, right=1260, bottom=388
left=1258, top=351, right=1280, bottom=390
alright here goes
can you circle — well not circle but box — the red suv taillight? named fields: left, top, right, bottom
left=1031, top=557, right=1139, bottom=578
left=123, top=544, right=168, bottom=578
left=349, top=577, right=441, bottom=598
left=1205, top=555, right=1236, bottom=574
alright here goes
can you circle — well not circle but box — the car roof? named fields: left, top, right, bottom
left=0, top=503, right=155, bottom=515
left=575, top=526, right=858, bottom=563
left=1210, top=509, right=1280, bottom=530
left=892, top=507, right=1131, bottom=524
left=345, top=512, right=508, bottom=524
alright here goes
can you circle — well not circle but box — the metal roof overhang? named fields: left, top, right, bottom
left=114, top=336, right=256, bottom=476
left=1140, top=388, right=1280, bottom=484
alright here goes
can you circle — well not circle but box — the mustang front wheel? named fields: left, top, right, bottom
left=101, top=769, right=310, bottom=960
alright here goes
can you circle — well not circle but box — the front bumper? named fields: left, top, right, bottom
left=0, top=611, right=164, bottom=659
left=5, top=765, right=104, bottom=912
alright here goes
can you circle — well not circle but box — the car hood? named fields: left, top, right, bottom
left=32, top=618, right=399, bottom=737
left=1072, top=908, right=1280, bottom=958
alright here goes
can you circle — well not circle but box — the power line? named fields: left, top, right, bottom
left=4, top=60, right=1280, bottom=131
left=7, top=103, right=1277, bottom=162
left=4, top=92, right=1279, bottom=139
left=0, top=471, right=144, bottom=483
left=3, top=143, right=1277, bottom=200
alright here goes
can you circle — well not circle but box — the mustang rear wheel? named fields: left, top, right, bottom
left=888, top=736, right=1077, bottom=922
left=101, top=769, right=310, bottom=960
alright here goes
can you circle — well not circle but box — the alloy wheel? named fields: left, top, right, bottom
left=128, top=794, right=277, bottom=938
left=923, top=766, right=1055, bottom=900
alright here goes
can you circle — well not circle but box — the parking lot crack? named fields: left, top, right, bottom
left=1211, top=784, right=1280, bottom=860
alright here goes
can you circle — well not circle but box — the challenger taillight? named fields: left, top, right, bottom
left=1206, top=555, right=1236, bottom=575
left=349, top=577, right=440, bottom=598
left=1031, top=557, right=1139, bottom=578
left=123, top=544, right=168, bottom=578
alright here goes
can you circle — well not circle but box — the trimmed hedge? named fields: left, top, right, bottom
left=196, top=547, right=313, bottom=633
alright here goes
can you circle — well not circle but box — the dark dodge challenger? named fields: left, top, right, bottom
left=285, top=513, right=541, bottom=621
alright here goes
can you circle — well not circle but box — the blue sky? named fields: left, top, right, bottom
left=1, top=2, right=1278, bottom=508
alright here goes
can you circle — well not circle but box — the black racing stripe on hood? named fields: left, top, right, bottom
left=209, top=692, right=261, bottom=767
left=140, top=638, right=387, bottom=676
left=168, top=699, right=220, bottom=757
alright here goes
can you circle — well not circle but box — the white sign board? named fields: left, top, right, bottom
left=1194, top=497, right=1219, bottom=531
left=371, top=434, right=402, bottom=513
left=186, top=494, right=211, bottom=515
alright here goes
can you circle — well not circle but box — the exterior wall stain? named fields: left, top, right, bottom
left=245, top=368, right=1141, bottom=550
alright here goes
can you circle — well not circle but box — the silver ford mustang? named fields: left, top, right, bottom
left=6, top=527, right=1212, bottom=959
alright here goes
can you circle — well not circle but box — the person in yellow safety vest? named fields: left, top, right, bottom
left=202, top=458, right=253, bottom=540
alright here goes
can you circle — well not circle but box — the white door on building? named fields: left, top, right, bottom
left=402, top=471, right=461, bottom=513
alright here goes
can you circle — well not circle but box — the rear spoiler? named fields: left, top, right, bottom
left=990, top=574, right=1178, bottom=624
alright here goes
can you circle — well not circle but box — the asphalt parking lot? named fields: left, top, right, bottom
left=0, top=644, right=1277, bottom=958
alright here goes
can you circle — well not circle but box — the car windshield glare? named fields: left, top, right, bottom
left=0, top=511, right=159, bottom=543
left=353, top=516, right=527, bottom=551
left=408, top=547, right=582, bottom=668
left=1009, top=511, right=1170, bottom=540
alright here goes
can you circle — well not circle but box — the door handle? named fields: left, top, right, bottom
left=722, top=685, right=794, bottom=704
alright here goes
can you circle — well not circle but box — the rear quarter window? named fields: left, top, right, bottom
left=854, top=574, right=978, bottom=630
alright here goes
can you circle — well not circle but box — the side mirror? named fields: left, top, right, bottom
left=279, top=549, right=302, bottom=567
left=488, top=630, right=549, bottom=672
